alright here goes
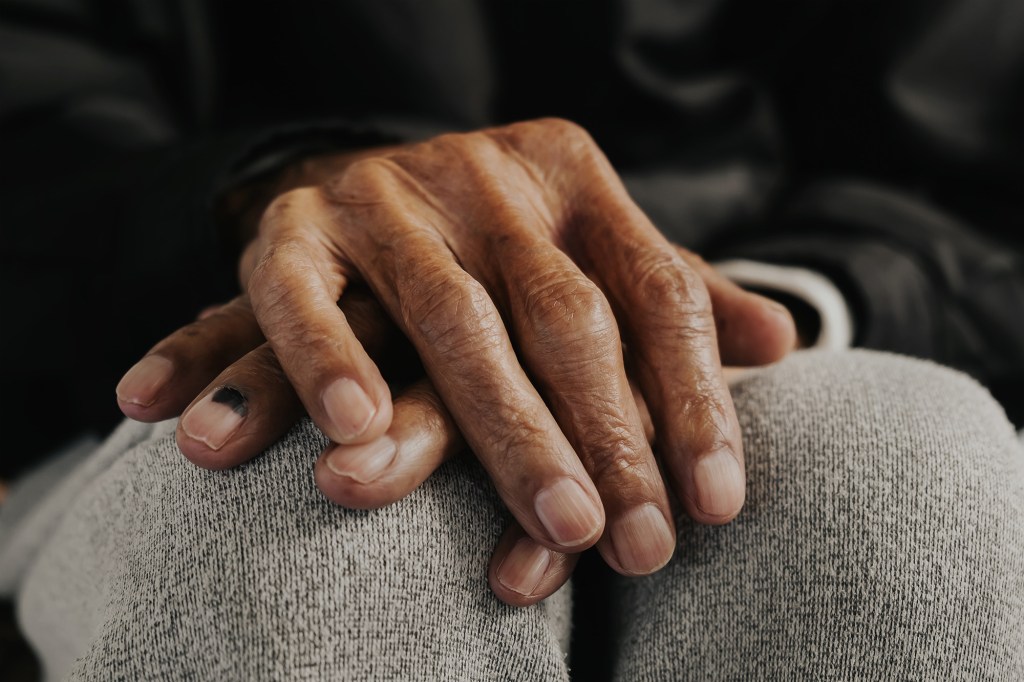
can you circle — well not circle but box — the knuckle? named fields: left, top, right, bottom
left=246, top=241, right=326, bottom=322
left=262, top=187, right=319, bottom=232
left=324, top=156, right=396, bottom=200
left=529, top=117, right=590, bottom=143
left=587, top=438, right=650, bottom=488
left=344, top=155, right=395, bottom=182
left=434, top=130, right=482, bottom=156
left=631, top=249, right=712, bottom=325
left=393, top=131, right=484, bottom=172
left=675, top=388, right=731, bottom=447
left=402, top=270, right=505, bottom=360
left=496, top=117, right=600, bottom=164
left=490, top=421, right=552, bottom=486
left=246, top=241, right=298, bottom=301
left=522, top=271, right=617, bottom=350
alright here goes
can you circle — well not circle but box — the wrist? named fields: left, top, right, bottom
left=217, top=145, right=401, bottom=249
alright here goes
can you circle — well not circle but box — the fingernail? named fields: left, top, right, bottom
left=496, top=538, right=552, bottom=596
left=610, top=504, right=675, bottom=575
left=534, top=478, right=603, bottom=548
left=324, top=436, right=398, bottom=483
left=693, top=449, right=745, bottom=517
left=116, top=355, right=174, bottom=407
left=322, top=378, right=377, bottom=440
left=180, top=387, right=247, bottom=450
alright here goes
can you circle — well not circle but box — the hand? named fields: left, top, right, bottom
left=117, top=118, right=796, bottom=598
left=118, top=250, right=791, bottom=604
left=119, top=249, right=792, bottom=604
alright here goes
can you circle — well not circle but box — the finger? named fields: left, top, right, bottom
left=116, top=296, right=263, bottom=422
left=577, top=186, right=745, bottom=525
left=494, top=121, right=744, bottom=523
left=627, top=375, right=656, bottom=449
left=479, top=235, right=675, bottom=576
left=314, top=378, right=462, bottom=509
left=332, top=161, right=604, bottom=552
left=179, top=290, right=413, bottom=470
left=176, top=342, right=303, bottom=469
left=247, top=188, right=393, bottom=446
left=489, top=523, right=578, bottom=607
left=675, top=249, right=797, bottom=365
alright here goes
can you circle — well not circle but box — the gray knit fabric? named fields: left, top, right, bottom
left=612, top=351, right=1024, bottom=680
left=4, top=420, right=572, bottom=681
left=1, top=350, right=1022, bottom=680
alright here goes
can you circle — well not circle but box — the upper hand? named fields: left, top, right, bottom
left=116, top=118, right=796, bottom=602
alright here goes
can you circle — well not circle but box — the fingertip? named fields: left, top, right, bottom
left=715, top=291, right=798, bottom=366
left=532, top=477, right=605, bottom=551
left=319, top=377, right=394, bottom=445
left=115, top=355, right=174, bottom=414
left=180, top=388, right=246, bottom=450
left=117, top=398, right=163, bottom=423
left=601, top=504, right=676, bottom=577
left=489, top=534, right=576, bottom=607
left=175, top=388, right=252, bottom=470
left=175, top=428, right=236, bottom=470
left=494, top=537, right=553, bottom=599
left=316, top=378, right=458, bottom=510
left=757, top=295, right=799, bottom=358
left=314, top=438, right=410, bottom=510
left=324, top=436, right=397, bottom=482
left=685, top=448, right=746, bottom=525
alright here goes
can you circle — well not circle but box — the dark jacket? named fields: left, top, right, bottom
left=2, top=0, right=1023, bottom=474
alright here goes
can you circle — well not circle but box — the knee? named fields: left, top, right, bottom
left=611, top=351, right=1024, bottom=679
left=731, top=349, right=1022, bottom=508
left=139, top=418, right=506, bottom=588
left=35, top=419, right=560, bottom=679
left=729, top=350, right=1024, bottom=601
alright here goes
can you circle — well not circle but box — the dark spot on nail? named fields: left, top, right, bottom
left=212, top=386, right=248, bottom=417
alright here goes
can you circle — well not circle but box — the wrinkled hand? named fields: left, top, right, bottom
left=117, top=118, right=795, bottom=604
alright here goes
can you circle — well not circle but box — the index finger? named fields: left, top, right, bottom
left=246, top=189, right=394, bottom=445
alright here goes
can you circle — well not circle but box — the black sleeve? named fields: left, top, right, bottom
left=0, top=4, right=404, bottom=474
left=606, top=0, right=1024, bottom=422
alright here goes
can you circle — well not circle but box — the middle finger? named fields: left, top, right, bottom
left=478, top=233, right=676, bottom=576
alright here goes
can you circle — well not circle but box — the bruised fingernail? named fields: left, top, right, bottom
left=324, top=436, right=398, bottom=483
left=322, top=378, right=376, bottom=441
left=181, top=387, right=247, bottom=450
left=534, top=478, right=603, bottom=548
left=693, top=449, right=745, bottom=518
left=116, top=355, right=174, bottom=407
left=610, top=504, right=675, bottom=575
left=497, top=538, right=552, bottom=596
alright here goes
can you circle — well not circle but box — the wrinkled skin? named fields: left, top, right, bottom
left=117, top=119, right=795, bottom=605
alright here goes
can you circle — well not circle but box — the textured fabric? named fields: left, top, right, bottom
left=4, top=0, right=1024, bottom=476
left=0, top=435, right=99, bottom=596
left=7, top=421, right=572, bottom=681
left=613, top=351, right=1024, bottom=680
left=3, top=350, right=1022, bottom=680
